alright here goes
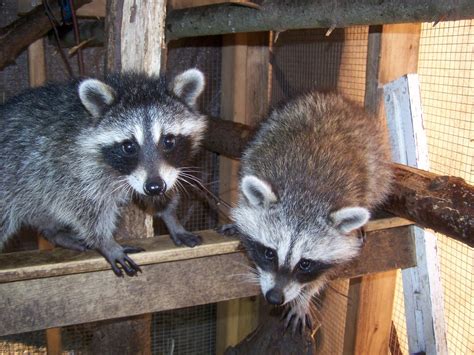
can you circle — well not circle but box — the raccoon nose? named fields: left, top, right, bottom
left=144, top=180, right=167, bottom=196
left=265, top=288, right=284, bottom=306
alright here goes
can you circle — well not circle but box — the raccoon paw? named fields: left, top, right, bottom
left=170, top=232, right=202, bottom=248
left=99, top=244, right=144, bottom=277
left=216, top=224, right=240, bottom=237
left=282, top=304, right=313, bottom=335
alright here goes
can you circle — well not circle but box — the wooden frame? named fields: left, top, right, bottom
left=0, top=218, right=414, bottom=337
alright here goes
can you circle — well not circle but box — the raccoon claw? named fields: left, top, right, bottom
left=216, top=224, right=240, bottom=237
left=99, top=244, right=144, bottom=277
left=283, top=306, right=312, bottom=335
left=170, top=232, right=202, bottom=248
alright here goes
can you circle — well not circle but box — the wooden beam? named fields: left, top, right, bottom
left=0, top=0, right=91, bottom=70
left=0, top=222, right=414, bottom=337
left=165, top=0, right=474, bottom=40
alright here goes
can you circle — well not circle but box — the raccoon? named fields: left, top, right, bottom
left=0, top=69, right=207, bottom=276
left=227, top=91, right=392, bottom=331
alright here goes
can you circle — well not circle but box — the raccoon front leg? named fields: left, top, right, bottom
left=96, top=238, right=144, bottom=277
left=158, top=196, right=202, bottom=248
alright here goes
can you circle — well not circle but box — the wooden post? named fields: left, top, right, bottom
left=384, top=74, right=448, bottom=354
left=343, top=23, right=421, bottom=355
left=216, top=32, right=269, bottom=354
left=88, top=0, right=167, bottom=353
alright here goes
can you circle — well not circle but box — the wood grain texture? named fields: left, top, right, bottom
left=120, top=0, right=166, bottom=75
left=0, top=224, right=414, bottom=337
left=0, top=253, right=259, bottom=336
left=166, top=0, right=474, bottom=40
left=388, top=164, right=474, bottom=247
left=0, top=230, right=240, bottom=283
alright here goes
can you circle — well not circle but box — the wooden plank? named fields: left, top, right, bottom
left=0, top=225, right=414, bottom=337
left=0, top=230, right=240, bottom=283
left=384, top=74, right=448, bottom=354
left=0, top=253, right=259, bottom=337
left=0, top=218, right=411, bottom=283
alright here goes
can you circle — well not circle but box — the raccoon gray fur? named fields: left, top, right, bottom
left=0, top=69, right=207, bottom=276
left=227, top=91, right=392, bottom=331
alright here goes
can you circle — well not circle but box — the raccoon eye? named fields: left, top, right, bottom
left=298, top=259, right=312, bottom=271
left=163, top=134, right=176, bottom=151
left=264, top=248, right=276, bottom=260
left=122, top=140, right=138, bottom=155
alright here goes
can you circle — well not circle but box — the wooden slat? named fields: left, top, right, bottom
left=0, top=230, right=240, bottom=283
left=0, top=223, right=415, bottom=337
left=0, top=218, right=412, bottom=283
left=0, top=253, right=258, bottom=336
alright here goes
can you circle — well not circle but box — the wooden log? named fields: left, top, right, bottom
left=0, top=0, right=91, bottom=70
left=166, top=0, right=474, bottom=40
left=202, top=118, right=474, bottom=246
left=0, top=222, right=414, bottom=336
left=388, top=164, right=474, bottom=247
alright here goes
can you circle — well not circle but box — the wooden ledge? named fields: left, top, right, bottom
left=0, top=217, right=414, bottom=336
left=0, top=217, right=412, bottom=284
left=0, top=230, right=240, bottom=283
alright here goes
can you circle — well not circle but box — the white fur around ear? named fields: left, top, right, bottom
left=172, top=69, right=205, bottom=107
left=241, top=175, right=278, bottom=208
left=78, top=79, right=115, bottom=118
left=330, top=207, right=370, bottom=234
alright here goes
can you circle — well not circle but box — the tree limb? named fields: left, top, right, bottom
left=0, top=0, right=92, bottom=70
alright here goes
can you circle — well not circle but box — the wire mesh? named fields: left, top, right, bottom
left=391, top=19, right=474, bottom=355
left=151, top=304, right=217, bottom=355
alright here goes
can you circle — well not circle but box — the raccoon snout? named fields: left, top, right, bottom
left=265, top=288, right=284, bottom=306
left=144, top=179, right=167, bottom=196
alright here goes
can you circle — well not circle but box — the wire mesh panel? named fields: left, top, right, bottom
left=151, top=304, right=217, bottom=355
left=391, top=19, right=474, bottom=355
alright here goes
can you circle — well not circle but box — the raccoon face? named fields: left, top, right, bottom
left=78, top=69, right=206, bottom=197
left=232, top=175, right=369, bottom=306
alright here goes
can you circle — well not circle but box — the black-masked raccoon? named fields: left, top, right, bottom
left=228, top=91, right=392, bottom=330
left=0, top=69, right=207, bottom=276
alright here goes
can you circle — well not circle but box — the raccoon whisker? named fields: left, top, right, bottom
left=174, top=179, right=190, bottom=199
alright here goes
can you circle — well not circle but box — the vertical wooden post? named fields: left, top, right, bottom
left=216, top=32, right=269, bottom=355
left=343, top=23, right=421, bottom=355
left=384, top=74, right=448, bottom=354
left=89, top=1, right=167, bottom=353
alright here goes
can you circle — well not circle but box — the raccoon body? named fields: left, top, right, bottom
left=0, top=69, right=206, bottom=276
left=230, top=91, right=392, bottom=329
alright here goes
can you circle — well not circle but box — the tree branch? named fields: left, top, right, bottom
left=166, top=0, right=474, bottom=40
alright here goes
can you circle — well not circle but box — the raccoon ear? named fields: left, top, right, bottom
left=330, top=207, right=370, bottom=234
left=172, top=69, right=205, bottom=107
left=241, top=175, right=278, bottom=208
left=78, top=79, right=116, bottom=118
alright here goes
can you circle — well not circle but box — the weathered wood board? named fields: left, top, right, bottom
left=0, top=220, right=414, bottom=336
